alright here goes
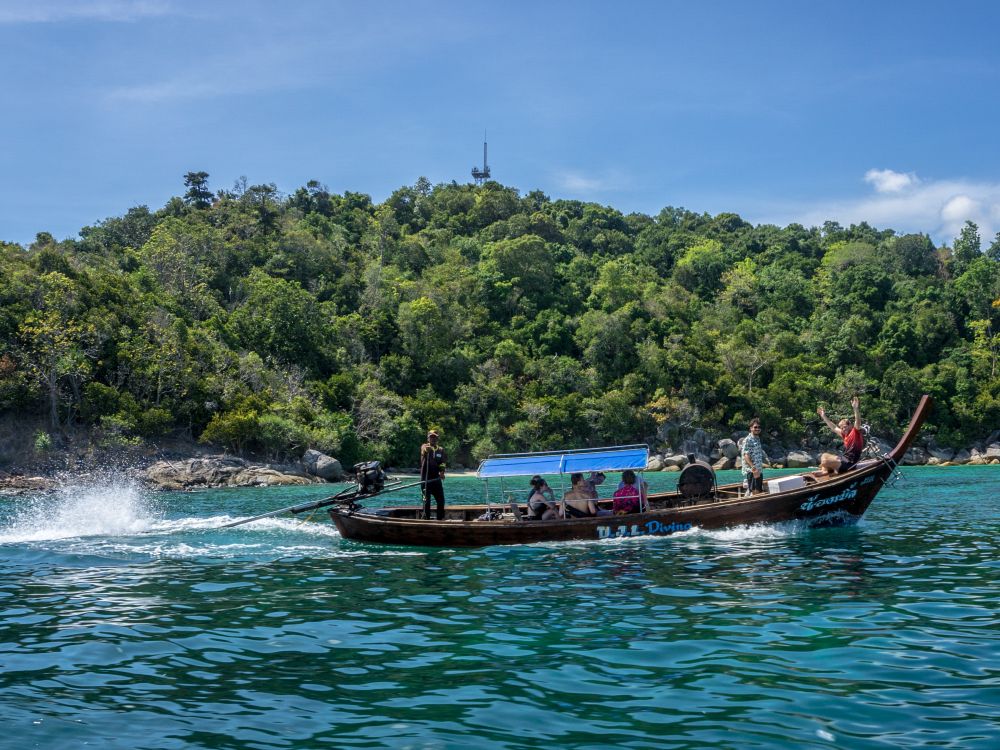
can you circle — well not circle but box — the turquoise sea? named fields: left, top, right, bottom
left=1, top=467, right=997, bottom=749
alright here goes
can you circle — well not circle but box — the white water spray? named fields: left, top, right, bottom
left=0, top=472, right=158, bottom=544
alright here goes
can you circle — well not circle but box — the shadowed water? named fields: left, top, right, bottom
left=1, top=467, right=997, bottom=749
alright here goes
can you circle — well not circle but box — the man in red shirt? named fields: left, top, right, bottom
left=817, top=396, right=864, bottom=475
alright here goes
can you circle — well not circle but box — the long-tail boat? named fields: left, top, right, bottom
left=324, top=396, right=931, bottom=547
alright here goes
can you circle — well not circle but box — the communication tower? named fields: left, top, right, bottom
left=471, top=134, right=491, bottom=185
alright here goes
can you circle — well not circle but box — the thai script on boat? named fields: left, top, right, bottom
left=800, top=484, right=857, bottom=512
left=597, top=520, right=693, bottom=539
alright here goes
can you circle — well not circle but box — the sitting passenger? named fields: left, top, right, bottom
left=527, top=475, right=559, bottom=520
left=616, top=473, right=648, bottom=502
left=612, top=470, right=642, bottom=514
left=563, top=472, right=600, bottom=517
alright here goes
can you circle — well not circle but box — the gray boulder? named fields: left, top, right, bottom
left=302, top=449, right=345, bottom=481
left=902, top=447, right=929, bottom=465
left=927, top=445, right=955, bottom=462
left=145, top=456, right=319, bottom=490
left=646, top=455, right=665, bottom=472
left=717, top=438, right=740, bottom=460
left=954, top=449, right=972, bottom=464
left=662, top=454, right=689, bottom=469
left=984, top=443, right=1000, bottom=460
left=767, top=448, right=788, bottom=468
left=786, top=450, right=815, bottom=469
left=713, top=456, right=735, bottom=470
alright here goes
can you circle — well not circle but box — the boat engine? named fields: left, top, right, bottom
left=677, top=454, right=716, bottom=501
left=353, top=461, right=387, bottom=495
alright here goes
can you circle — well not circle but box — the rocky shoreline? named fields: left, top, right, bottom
left=2, top=437, right=998, bottom=495
left=0, top=448, right=347, bottom=495
left=647, top=431, right=1000, bottom=472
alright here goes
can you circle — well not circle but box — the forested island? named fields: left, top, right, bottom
left=1, top=174, right=998, bottom=479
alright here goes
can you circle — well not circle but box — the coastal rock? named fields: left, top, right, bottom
left=954, top=449, right=972, bottom=464
left=927, top=445, right=955, bottom=462
left=0, top=473, right=56, bottom=495
left=717, top=439, right=739, bottom=460
left=902, top=447, right=929, bottom=465
left=145, top=456, right=320, bottom=490
left=718, top=438, right=740, bottom=458
left=301, top=449, right=344, bottom=481
left=230, top=467, right=315, bottom=487
left=766, top=449, right=787, bottom=468
left=984, top=443, right=1000, bottom=460
left=646, top=455, right=665, bottom=472
left=662, top=454, right=689, bottom=469
left=785, top=450, right=815, bottom=469
left=713, top=457, right=735, bottom=470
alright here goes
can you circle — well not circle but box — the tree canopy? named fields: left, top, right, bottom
left=2, top=175, right=998, bottom=466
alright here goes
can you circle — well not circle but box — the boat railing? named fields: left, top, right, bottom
left=861, top=423, right=904, bottom=486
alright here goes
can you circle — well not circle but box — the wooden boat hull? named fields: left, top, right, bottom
left=330, top=396, right=931, bottom=548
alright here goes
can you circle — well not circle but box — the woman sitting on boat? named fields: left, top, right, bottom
left=527, top=475, right=559, bottom=520
left=612, top=470, right=642, bottom=514
left=562, top=472, right=601, bottom=517
left=817, top=395, right=865, bottom=475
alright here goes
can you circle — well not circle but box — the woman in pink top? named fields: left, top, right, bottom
left=613, top=470, right=642, bottom=514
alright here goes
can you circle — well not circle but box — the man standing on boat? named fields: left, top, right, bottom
left=420, top=430, right=447, bottom=520
left=741, top=417, right=766, bottom=494
left=817, top=396, right=864, bottom=475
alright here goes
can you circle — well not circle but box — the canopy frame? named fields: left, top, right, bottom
left=476, top=444, right=649, bottom=479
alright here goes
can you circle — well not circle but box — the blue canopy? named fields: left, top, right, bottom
left=476, top=445, right=649, bottom=479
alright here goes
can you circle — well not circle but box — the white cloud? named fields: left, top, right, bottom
left=0, top=1, right=173, bottom=23
left=552, top=169, right=630, bottom=195
left=107, top=77, right=261, bottom=104
left=940, top=194, right=980, bottom=224
left=762, top=171, right=1000, bottom=246
left=864, top=168, right=919, bottom=194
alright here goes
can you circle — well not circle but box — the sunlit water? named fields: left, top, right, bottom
left=1, top=468, right=997, bottom=749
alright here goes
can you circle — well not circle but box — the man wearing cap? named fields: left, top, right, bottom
left=419, top=430, right=448, bottom=520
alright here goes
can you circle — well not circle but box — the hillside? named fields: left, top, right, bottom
left=1, top=175, right=998, bottom=471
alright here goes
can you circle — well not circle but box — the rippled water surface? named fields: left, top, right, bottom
left=1, top=467, right=998, bottom=749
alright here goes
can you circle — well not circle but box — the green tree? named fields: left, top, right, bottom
left=228, top=270, right=327, bottom=371
left=673, top=239, right=730, bottom=299
left=952, top=220, right=981, bottom=275
left=893, top=233, right=938, bottom=276
left=17, top=272, right=100, bottom=429
left=183, top=171, right=213, bottom=209
left=987, top=231, right=1000, bottom=262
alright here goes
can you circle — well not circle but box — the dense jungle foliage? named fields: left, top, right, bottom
left=2, top=174, right=999, bottom=467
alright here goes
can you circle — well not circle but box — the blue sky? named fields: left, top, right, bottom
left=2, top=0, right=999, bottom=247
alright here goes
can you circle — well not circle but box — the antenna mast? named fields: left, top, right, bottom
left=471, top=131, right=491, bottom=185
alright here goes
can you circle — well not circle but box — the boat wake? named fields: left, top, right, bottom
left=0, top=480, right=399, bottom=561
left=0, top=473, right=160, bottom=544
